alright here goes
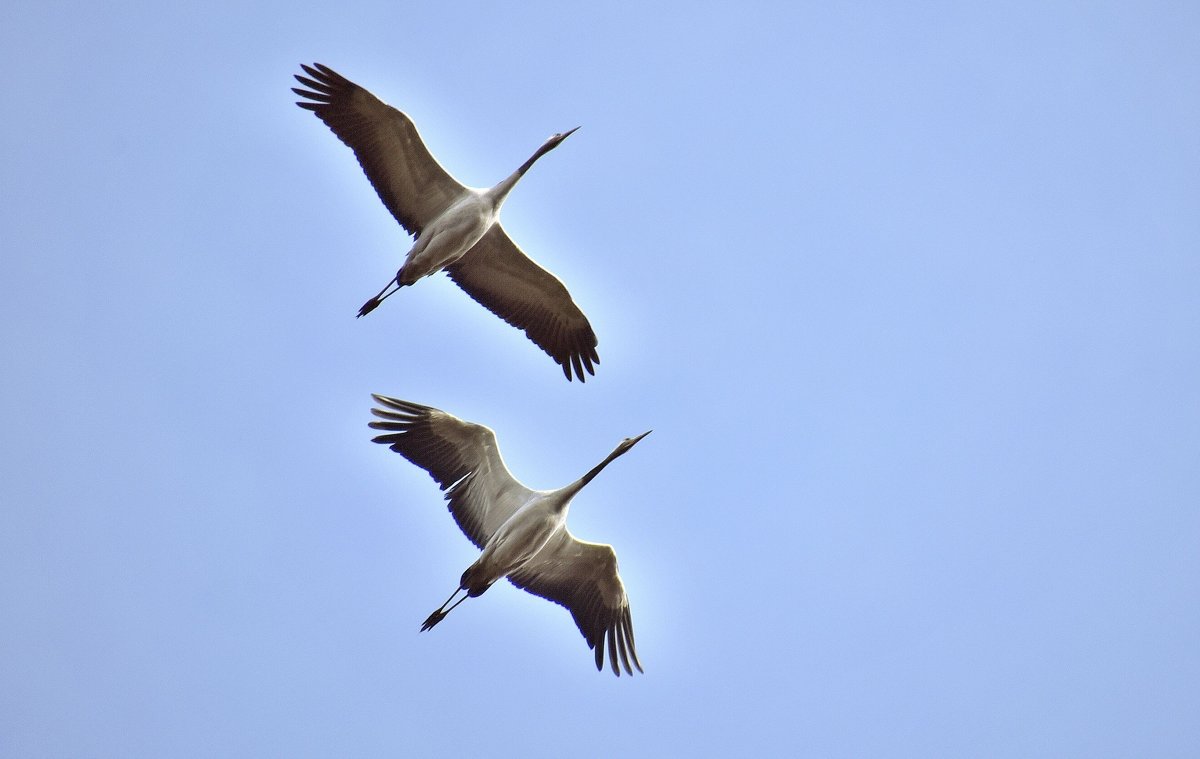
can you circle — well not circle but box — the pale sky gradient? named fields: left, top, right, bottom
left=3, top=2, right=1199, bottom=757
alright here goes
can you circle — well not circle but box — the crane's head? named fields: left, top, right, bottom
left=556, top=125, right=581, bottom=142
left=576, top=430, right=651, bottom=491
left=520, top=127, right=582, bottom=174
left=542, top=125, right=580, bottom=152
left=616, top=429, right=652, bottom=456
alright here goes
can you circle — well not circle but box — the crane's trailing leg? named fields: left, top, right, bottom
left=420, top=587, right=469, bottom=632
left=357, top=275, right=406, bottom=318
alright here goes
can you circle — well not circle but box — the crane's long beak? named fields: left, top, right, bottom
left=561, top=125, right=581, bottom=140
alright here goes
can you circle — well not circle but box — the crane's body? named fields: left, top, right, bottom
left=459, top=493, right=568, bottom=596
left=396, top=189, right=499, bottom=286
left=395, top=135, right=570, bottom=287
left=293, top=63, right=598, bottom=381
left=369, top=395, right=648, bottom=676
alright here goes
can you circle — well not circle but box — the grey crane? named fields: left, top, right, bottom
left=369, top=395, right=647, bottom=675
left=293, top=64, right=599, bottom=381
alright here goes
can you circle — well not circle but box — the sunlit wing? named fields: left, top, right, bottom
left=448, top=225, right=600, bottom=382
left=293, top=63, right=465, bottom=237
left=368, top=395, right=534, bottom=548
left=508, top=530, right=642, bottom=676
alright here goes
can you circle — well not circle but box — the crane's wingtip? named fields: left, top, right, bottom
left=560, top=354, right=599, bottom=383
left=371, top=396, right=437, bottom=419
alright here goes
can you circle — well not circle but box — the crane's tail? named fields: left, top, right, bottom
left=420, top=587, right=468, bottom=632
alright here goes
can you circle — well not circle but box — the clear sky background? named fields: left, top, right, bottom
left=3, top=2, right=1198, bottom=757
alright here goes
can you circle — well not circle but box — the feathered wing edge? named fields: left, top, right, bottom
left=449, top=225, right=599, bottom=382
left=508, top=532, right=643, bottom=676
left=367, top=394, right=528, bottom=549
left=292, top=62, right=464, bottom=238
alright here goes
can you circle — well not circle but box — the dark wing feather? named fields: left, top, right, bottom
left=368, top=395, right=533, bottom=548
left=448, top=225, right=600, bottom=382
left=508, top=530, right=642, bottom=676
left=293, top=63, right=464, bottom=237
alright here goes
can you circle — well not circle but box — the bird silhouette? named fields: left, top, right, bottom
left=369, top=395, right=647, bottom=675
left=294, top=63, right=599, bottom=381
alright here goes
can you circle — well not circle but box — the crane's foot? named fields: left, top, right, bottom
left=357, top=297, right=382, bottom=318
left=420, top=609, right=447, bottom=632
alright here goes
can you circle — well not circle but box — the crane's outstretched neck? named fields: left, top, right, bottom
left=485, top=127, right=580, bottom=210
left=576, top=447, right=629, bottom=491
left=563, top=430, right=653, bottom=500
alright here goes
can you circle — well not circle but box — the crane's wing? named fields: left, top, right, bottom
left=508, top=530, right=642, bottom=676
left=368, top=395, right=534, bottom=549
left=293, top=63, right=464, bottom=237
left=448, top=225, right=600, bottom=382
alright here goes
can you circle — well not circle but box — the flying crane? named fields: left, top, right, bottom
left=369, top=395, right=647, bottom=675
left=293, top=64, right=599, bottom=381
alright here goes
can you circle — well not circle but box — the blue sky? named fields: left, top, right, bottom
left=3, top=1, right=1199, bottom=756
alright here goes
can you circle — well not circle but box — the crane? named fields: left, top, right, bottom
left=293, top=63, right=600, bottom=382
left=369, top=394, right=648, bottom=676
